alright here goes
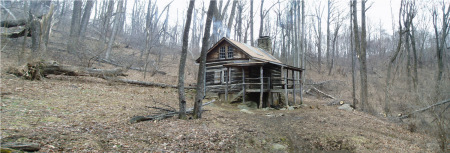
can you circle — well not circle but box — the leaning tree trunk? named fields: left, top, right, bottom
left=385, top=14, right=403, bottom=116
left=193, top=0, right=215, bottom=119
left=178, top=0, right=195, bottom=120
left=105, top=1, right=123, bottom=60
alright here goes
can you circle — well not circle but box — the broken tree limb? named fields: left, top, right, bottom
left=130, top=99, right=216, bottom=123
left=400, top=98, right=450, bottom=119
left=117, top=79, right=195, bottom=89
left=2, top=28, right=32, bottom=38
left=305, top=80, right=344, bottom=85
left=310, top=86, right=336, bottom=99
left=1, top=19, right=28, bottom=28
left=0, top=15, right=44, bottom=28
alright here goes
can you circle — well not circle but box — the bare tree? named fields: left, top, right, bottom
left=258, top=0, right=278, bottom=37
left=105, top=1, right=123, bottom=60
left=250, top=0, right=254, bottom=46
left=385, top=0, right=405, bottom=116
left=178, top=0, right=195, bottom=120
left=360, top=0, right=373, bottom=113
left=432, top=2, right=449, bottom=102
left=193, top=0, right=216, bottom=119
left=67, top=1, right=82, bottom=54
left=326, top=0, right=333, bottom=75
left=350, top=0, right=357, bottom=108
left=352, top=0, right=361, bottom=109
left=79, top=0, right=93, bottom=38
left=313, top=2, right=324, bottom=74
left=328, top=12, right=342, bottom=75
left=226, top=0, right=237, bottom=38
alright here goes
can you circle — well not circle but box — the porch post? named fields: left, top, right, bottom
left=300, top=70, right=303, bottom=104
left=225, top=67, right=229, bottom=101
left=284, top=67, right=288, bottom=107
left=242, top=67, right=245, bottom=103
left=259, top=66, right=264, bottom=108
left=293, top=69, right=296, bottom=105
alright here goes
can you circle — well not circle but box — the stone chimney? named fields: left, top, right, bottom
left=257, top=36, right=272, bottom=55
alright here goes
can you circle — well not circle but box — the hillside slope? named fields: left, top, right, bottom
left=0, top=72, right=438, bottom=152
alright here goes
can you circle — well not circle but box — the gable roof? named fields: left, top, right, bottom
left=197, top=37, right=282, bottom=64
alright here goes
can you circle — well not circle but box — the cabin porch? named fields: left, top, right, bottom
left=206, top=62, right=303, bottom=108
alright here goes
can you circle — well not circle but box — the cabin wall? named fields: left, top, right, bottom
left=205, top=60, right=249, bottom=93
left=206, top=42, right=248, bottom=62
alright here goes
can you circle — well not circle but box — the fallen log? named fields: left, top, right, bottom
left=117, top=79, right=195, bottom=89
left=7, top=60, right=127, bottom=80
left=7, top=60, right=196, bottom=90
left=1, top=142, right=40, bottom=152
left=0, top=15, right=44, bottom=28
left=308, top=86, right=336, bottom=99
left=130, top=99, right=216, bottom=123
left=400, top=98, right=450, bottom=119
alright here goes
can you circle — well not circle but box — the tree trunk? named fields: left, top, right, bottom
left=178, top=0, right=195, bottom=120
left=352, top=0, right=361, bottom=110
left=409, top=22, right=418, bottom=90
left=30, top=18, right=41, bottom=54
left=300, top=0, right=305, bottom=104
left=326, top=0, right=331, bottom=75
left=432, top=5, right=449, bottom=103
left=67, top=1, right=82, bottom=54
left=250, top=0, right=254, bottom=46
left=259, top=0, right=265, bottom=37
left=350, top=0, right=357, bottom=108
left=237, top=2, right=242, bottom=41
left=79, top=0, right=93, bottom=38
left=385, top=2, right=404, bottom=116
left=193, top=0, right=215, bottom=119
left=41, top=4, right=54, bottom=54
left=360, top=0, right=371, bottom=113
left=105, top=1, right=123, bottom=60
left=226, top=0, right=237, bottom=38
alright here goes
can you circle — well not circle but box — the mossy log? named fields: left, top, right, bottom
left=1, top=142, right=40, bottom=152
left=7, top=60, right=127, bottom=80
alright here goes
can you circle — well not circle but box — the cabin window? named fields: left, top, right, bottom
left=214, top=71, right=221, bottom=84
left=219, top=47, right=226, bottom=59
left=227, top=46, right=234, bottom=58
left=222, top=70, right=228, bottom=83
left=220, top=69, right=232, bottom=84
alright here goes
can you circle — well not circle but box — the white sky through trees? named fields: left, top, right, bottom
left=123, top=0, right=444, bottom=43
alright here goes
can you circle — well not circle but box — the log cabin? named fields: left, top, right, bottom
left=196, top=36, right=303, bottom=108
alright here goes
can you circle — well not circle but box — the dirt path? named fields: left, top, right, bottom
left=0, top=75, right=439, bottom=152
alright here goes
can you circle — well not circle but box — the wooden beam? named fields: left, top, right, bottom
left=225, top=67, right=229, bottom=101
left=300, top=70, right=303, bottom=104
left=242, top=67, right=245, bottom=103
left=268, top=73, right=272, bottom=107
left=293, top=69, right=296, bottom=105
left=283, top=67, right=288, bottom=107
left=259, top=66, right=263, bottom=108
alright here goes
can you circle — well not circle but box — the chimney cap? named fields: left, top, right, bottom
left=259, top=36, right=270, bottom=39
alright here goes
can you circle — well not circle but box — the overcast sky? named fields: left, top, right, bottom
left=127, top=0, right=441, bottom=38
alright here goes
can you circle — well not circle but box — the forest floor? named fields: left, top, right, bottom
left=0, top=61, right=439, bottom=152
left=0, top=30, right=442, bottom=152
